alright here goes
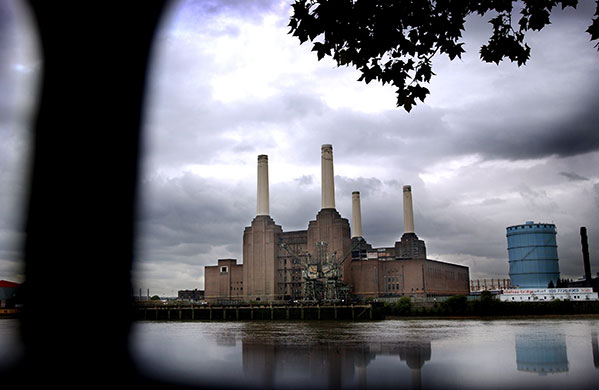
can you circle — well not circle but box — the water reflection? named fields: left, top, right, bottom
left=128, top=320, right=599, bottom=388
left=242, top=336, right=431, bottom=388
left=515, top=332, right=569, bottom=376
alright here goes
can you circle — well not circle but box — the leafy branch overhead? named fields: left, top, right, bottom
left=288, top=0, right=599, bottom=112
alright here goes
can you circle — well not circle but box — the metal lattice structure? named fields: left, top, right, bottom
left=281, top=240, right=359, bottom=303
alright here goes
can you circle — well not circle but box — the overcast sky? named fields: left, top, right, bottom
left=1, top=0, right=598, bottom=296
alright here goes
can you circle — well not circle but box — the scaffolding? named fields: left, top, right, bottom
left=280, top=240, right=359, bottom=303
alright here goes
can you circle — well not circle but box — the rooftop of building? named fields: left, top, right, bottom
left=0, top=280, right=21, bottom=288
left=507, top=221, right=556, bottom=232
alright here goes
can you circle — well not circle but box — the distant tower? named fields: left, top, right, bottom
left=403, top=185, right=415, bottom=234
left=581, top=227, right=592, bottom=284
left=307, top=144, right=351, bottom=285
left=507, top=221, right=560, bottom=289
left=351, top=191, right=363, bottom=238
left=256, top=155, right=269, bottom=216
left=243, top=154, right=282, bottom=302
left=321, top=144, right=335, bottom=209
left=395, top=185, right=426, bottom=259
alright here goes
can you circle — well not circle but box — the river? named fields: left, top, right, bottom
left=2, top=318, right=598, bottom=388
left=130, top=318, right=599, bottom=388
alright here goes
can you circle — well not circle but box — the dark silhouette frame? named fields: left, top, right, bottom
left=2, top=2, right=224, bottom=387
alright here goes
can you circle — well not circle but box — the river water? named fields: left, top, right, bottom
left=128, top=318, right=599, bottom=389
left=1, top=318, right=598, bottom=388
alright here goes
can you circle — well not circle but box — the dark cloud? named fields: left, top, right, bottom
left=560, top=171, right=589, bottom=181
left=181, top=0, right=281, bottom=17
left=459, top=1, right=598, bottom=61
left=444, top=78, right=599, bottom=161
left=165, top=0, right=284, bottom=35
left=335, top=176, right=384, bottom=199
left=136, top=173, right=254, bottom=265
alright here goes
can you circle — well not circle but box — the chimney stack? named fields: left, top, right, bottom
left=581, top=227, right=592, bottom=283
left=352, top=191, right=363, bottom=238
left=256, top=155, right=269, bottom=216
left=403, top=185, right=415, bottom=234
left=321, top=144, right=335, bottom=209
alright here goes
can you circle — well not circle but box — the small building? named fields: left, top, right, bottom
left=205, top=259, right=244, bottom=304
left=0, top=280, right=22, bottom=308
left=470, top=278, right=512, bottom=292
left=498, top=287, right=598, bottom=302
left=177, top=289, right=205, bottom=302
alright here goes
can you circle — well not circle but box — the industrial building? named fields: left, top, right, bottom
left=507, top=221, right=560, bottom=289
left=205, top=145, right=470, bottom=303
left=567, top=227, right=599, bottom=291
left=177, top=289, right=205, bottom=302
left=470, top=279, right=512, bottom=292
left=502, top=224, right=599, bottom=301
left=0, top=280, right=21, bottom=308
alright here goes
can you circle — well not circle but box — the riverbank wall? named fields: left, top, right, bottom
left=387, top=295, right=599, bottom=317
left=133, top=303, right=385, bottom=321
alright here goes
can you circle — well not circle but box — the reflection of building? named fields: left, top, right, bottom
left=515, top=333, right=569, bottom=375
left=205, top=145, right=469, bottom=303
left=241, top=338, right=432, bottom=389
left=398, top=342, right=432, bottom=390
left=507, top=221, right=560, bottom=289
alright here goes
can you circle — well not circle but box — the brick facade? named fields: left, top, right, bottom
left=205, top=211, right=470, bottom=302
left=205, top=259, right=243, bottom=303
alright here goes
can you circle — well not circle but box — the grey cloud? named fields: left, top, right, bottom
left=560, top=171, right=589, bottom=181
left=460, top=1, right=598, bottom=59
left=335, top=176, right=384, bottom=199
left=181, top=0, right=281, bottom=17
left=166, top=0, right=284, bottom=35
left=136, top=173, right=254, bottom=265
left=270, top=181, right=320, bottom=231
left=430, top=3, right=599, bottom=162
left=294, top=175, right=313, bottom=186
left=448, top=95, right=599, bottom=161
left=480, top=198, right=506, bottom=206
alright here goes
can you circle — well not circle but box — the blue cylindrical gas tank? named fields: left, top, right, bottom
left=506, top=221, right=560, bottom=289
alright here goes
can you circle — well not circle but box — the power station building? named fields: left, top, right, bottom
left=205, top=145, right=470, bottom=303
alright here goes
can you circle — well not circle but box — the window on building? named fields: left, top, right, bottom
left=220, top=266, right=228, bottom=273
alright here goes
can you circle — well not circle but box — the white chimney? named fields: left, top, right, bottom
left=256, top=154, right=269, bottom=216
left=403, top=185, right=415, bottom=234
left=321, top=144, right=335, bottom=209
left=352, top=191, right=363, bottom=238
